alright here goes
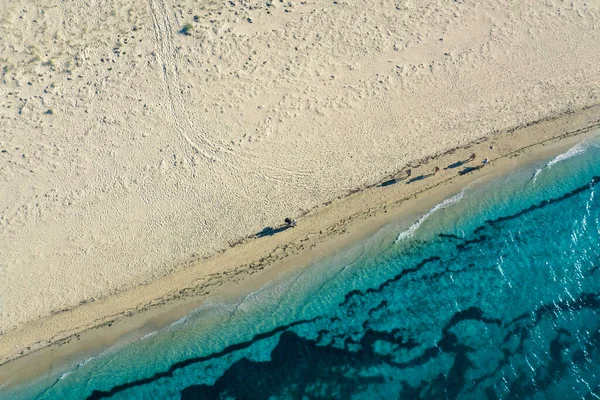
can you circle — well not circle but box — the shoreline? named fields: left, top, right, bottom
left=1, top=104, right=600, bottom=389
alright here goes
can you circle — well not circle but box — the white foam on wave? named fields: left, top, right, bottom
left=56, top=354, right=98, bottom=382
left=233, top=269, right=305, bottom=316
left=145, top=298, right=243, bottom=340
left=189, top=298, right=240, bottom=319
left=531, top=168, right=543, bottom=184
left=547, top=141, right=589, bottom=168
left=36, top=351, right=108, bottom=399
left=166, top=314, right=190, bottom=329
left=43, top=293, right=251, bottom=394
left=134, top=314, right=189, bottom=345
left=53, top=304, right=207, bottom=386
left=532, top=141, right=591, bottom=184
left=395, top=191, right=465, bottom=242
left=139, top=330, right=159, bottom=341
left=58, top=371, right=72, bottom=381
left=51, top=308, right=197, bottom=388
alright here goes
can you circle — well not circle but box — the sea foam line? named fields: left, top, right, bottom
left=41, top=348, right=112, bottom=399
left=53, top=312, right=190, bottom=387
left=547, top=141, right=589, bottom=168
left=395, top=191, right=465, bottom=242
left=143, top=282, right=285, bottom=342
left=532, top=141, right=590, bottom=183
left=53, top=303, right=208, bottom=386
left=57, top=357, right=92, bottom=381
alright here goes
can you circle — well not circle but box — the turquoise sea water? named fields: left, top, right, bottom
left=5, top=135, right=600, bottom=399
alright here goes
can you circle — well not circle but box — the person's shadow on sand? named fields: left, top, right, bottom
left=458, top=166, right=483, bottom=176
left=445, top=160, right=468, bottom=170
left=406, top=174, right=432, bottom=184
left=378, top=177, right=404, bottom=187
left=256, top=225, right=292, bottom=238
left=446, top=155, right=477, bottom=170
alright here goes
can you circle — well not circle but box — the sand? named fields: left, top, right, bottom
left=0, top=0, right=599, bottom=374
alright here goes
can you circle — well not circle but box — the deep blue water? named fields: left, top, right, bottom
left=5, top=135, right=600, bottom=399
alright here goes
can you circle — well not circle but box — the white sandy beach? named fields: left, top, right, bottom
left=1, top=0, right=600, bottom=365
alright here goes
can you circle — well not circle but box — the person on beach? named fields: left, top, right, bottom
left=285, top=217, right=297, bottom=227
left=483, top=157, right=489, bottom=165
left=406, top=169, right=412, bottom=177
left=433, top=166, right=440, bottom=175
left=469, top=153, right=476, bottom=161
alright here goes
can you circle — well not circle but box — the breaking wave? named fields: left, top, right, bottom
left=532, top=140, right=592, bottom=183
left=395, top=191, right=464, bottom=242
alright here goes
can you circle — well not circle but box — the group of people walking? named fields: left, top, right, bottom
left=407, top=152, right=489, bottom=179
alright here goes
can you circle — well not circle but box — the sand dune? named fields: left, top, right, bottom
left=0, top=0, right=599, bottom=337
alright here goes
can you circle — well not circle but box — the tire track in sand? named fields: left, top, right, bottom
left=146, top=0, right=219, bottom=161
left=147, top=0, right=318, bottom=187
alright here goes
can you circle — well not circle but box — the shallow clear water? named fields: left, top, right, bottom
left=6, top=136, right=600, bottom=400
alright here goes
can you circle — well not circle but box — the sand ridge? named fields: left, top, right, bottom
left=1, top=0, right=600, bottom=337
